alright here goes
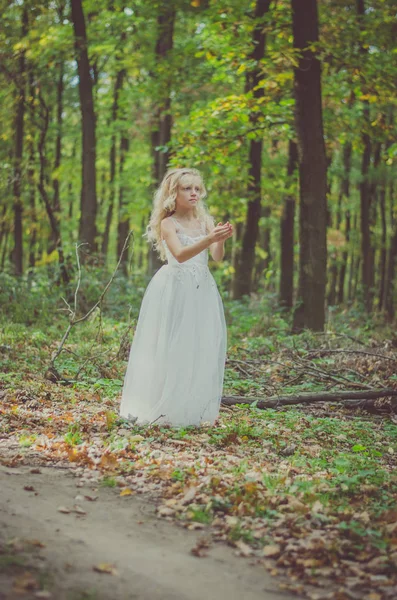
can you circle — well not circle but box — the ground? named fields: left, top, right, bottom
left=0, top=463, right=297, bottom=600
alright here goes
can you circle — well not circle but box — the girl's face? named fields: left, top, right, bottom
left=175, top=176, right=203, bottom=210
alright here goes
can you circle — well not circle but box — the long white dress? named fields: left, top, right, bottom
left=119, top=218, right=227, bottom=426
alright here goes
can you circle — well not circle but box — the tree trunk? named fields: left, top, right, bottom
left=37, top=91, right=69, bottom=285
left=11, top=6, right=28, bottom=275
left=0, top=205, right=9, bottom=271
left=27, top=75, right=36, bottom=270
left=52, top=61, right=64, bottom=236
left=279, top=140, right=298, bottom=308
left=385, top=182, right=396, bottom=319
left=102, top=66, right=126, bottom=258
left=149, top=3, right=176, bottom=275
left=378, top=183, right=387, bottom=310
left=232, top=0, right=271, bottom=299
left=337, top=142, right=352, bottom=304
left=71, top=0, right=98, bottom=256
left=291, top=0, right=328, bottom=332
left=117, top=135, right=130, bottom=275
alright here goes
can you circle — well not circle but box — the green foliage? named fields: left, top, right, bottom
left=64, top=423, right=83, bottom=446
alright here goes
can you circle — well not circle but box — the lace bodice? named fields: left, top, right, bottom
left=162, top=217, right=208, bottom=268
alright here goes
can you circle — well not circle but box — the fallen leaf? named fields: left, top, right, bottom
left=13, top=572, right=39, bottom=591
left=84, top=495, right=98, bottom=501
left=120, top=488, right=135, bottom=496
left=262, top=544, right=281, bottom=558
left=157, top=506, right=175, bottom=517
left=129, top=435, right=145, bottom=443
left=73, top=505, right=87, bottom=515
left=93, top=563, right=118, bottom=575
left=99, top=453, right=118, bottom=470
left=57, top=506, right=71, bottom=514
left=181, top=486, right=197, bottom=505
left=235, top=540, right=253, bottom=556
left=26, top=539, right=46, bottom=548
left=23, top=485, right=35, bottom=492
left=312, top=500, right=324, bottom=513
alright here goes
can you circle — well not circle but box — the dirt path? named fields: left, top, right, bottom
left=0, top=464, right=298, bottom=600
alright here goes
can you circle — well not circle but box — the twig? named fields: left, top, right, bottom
left=305, top=349, right=397, bottom=362
left=49, top=231, right=133, bottom=373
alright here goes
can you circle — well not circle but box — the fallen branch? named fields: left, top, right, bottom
left=221, top=388, right=397, bottom=410
left=305, top=349, right=397, bottom=362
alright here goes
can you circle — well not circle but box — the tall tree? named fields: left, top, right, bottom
left=291, top=0, right=327, bottom=332
left=279, top=140, right=298, bottom=308
left=71, top=0, right=98, bottom=257
left=337, top=142, right=353, bottom=304
left=11, top=4, right=28, bottom=275
left=148, top=2, right=176, bottom=274
left=232, top=0, right=271, bottom=299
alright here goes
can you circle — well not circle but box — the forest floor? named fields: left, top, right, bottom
left=0, top=463, right=296, bottom=600
left=1, top=295, right=397, bottom=599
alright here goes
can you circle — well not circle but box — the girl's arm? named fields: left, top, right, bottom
left=161, top=218, right=231, bottom=264
left=208, top=221, right=233, bottom=262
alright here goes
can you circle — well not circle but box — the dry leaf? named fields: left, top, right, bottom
left=93, top=563, right=118, bottom=575
left=120, top=488, right=135, bottom=496
left=157, top=506, right=175, bottom=517
left=57, top=506, right=71, bottom=514
left=181, top=486, right=197, bottom=505
left=99, top=453, right=118, bottom=470
left=262, top=544, right=281, bottom=558
left=234, top=540, right=253, bottom=556
left=73, top=505, right=87, bottom=515
left=129, top=435, right=145, bottom=442
left=13, top=572, right=39, bottom=591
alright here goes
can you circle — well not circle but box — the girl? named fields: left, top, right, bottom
left=119, top=167, right=233, bottom=426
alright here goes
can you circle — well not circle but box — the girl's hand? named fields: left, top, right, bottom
left=210, top=222, right=233, bottom=244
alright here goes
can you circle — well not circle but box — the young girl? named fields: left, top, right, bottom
left=119, top=167, right=233, bottom=426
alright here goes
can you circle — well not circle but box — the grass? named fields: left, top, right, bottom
left=1, top=270, right=396, bottom=596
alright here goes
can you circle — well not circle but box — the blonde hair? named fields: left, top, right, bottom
left=146, top=168, right=214, bottom=260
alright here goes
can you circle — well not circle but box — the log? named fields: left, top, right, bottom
left=221, top=388, right=397, bottom=410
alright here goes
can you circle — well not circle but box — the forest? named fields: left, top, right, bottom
left=0, top=1, right=397, bottom=600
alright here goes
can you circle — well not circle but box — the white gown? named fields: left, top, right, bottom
left=119, top=218, right=227, bottom=426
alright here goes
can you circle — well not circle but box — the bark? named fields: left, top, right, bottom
left=378, top=184, right=387, bottom=310
left=337, top=142, right=352, bottom=304
left=149, top=3, right=176, bottom=275
left=37, top=92, right=69, bottom=285
left=27, top=75, right=36, bottom=270
left=356, top=0, right=376, bottom=311
left=385, top=182, right=397, bottom=319
left=117, top=135, right=130, bottom=275
left=230, top=222, right=243, bottom=295
left=12, top=6, right=28, bottom=275
left=292, top=0, right=328, bottom=331
left=71, top=0, right=98, bottom=256
left=232, top=0, right=271, bottom=299
left=221, top=388, right=397, bottom=410
left=279, top=140, right=298, bottom=308
left=51, top=61, right=64, bottom=244
left=102, top=65, right=126, bottom=258
left=1, top=230, right=9, bottom=271
left=0, top=205, right=9, bottom=270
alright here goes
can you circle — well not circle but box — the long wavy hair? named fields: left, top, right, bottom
left=146, top=168, right=214, bottom=260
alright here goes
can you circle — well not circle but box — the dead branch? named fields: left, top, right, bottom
left=48, top=231, right=133, bottom=378
left=305, top=349, right=397, bottom=362
left=221, top=388, right=397, bottom=410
